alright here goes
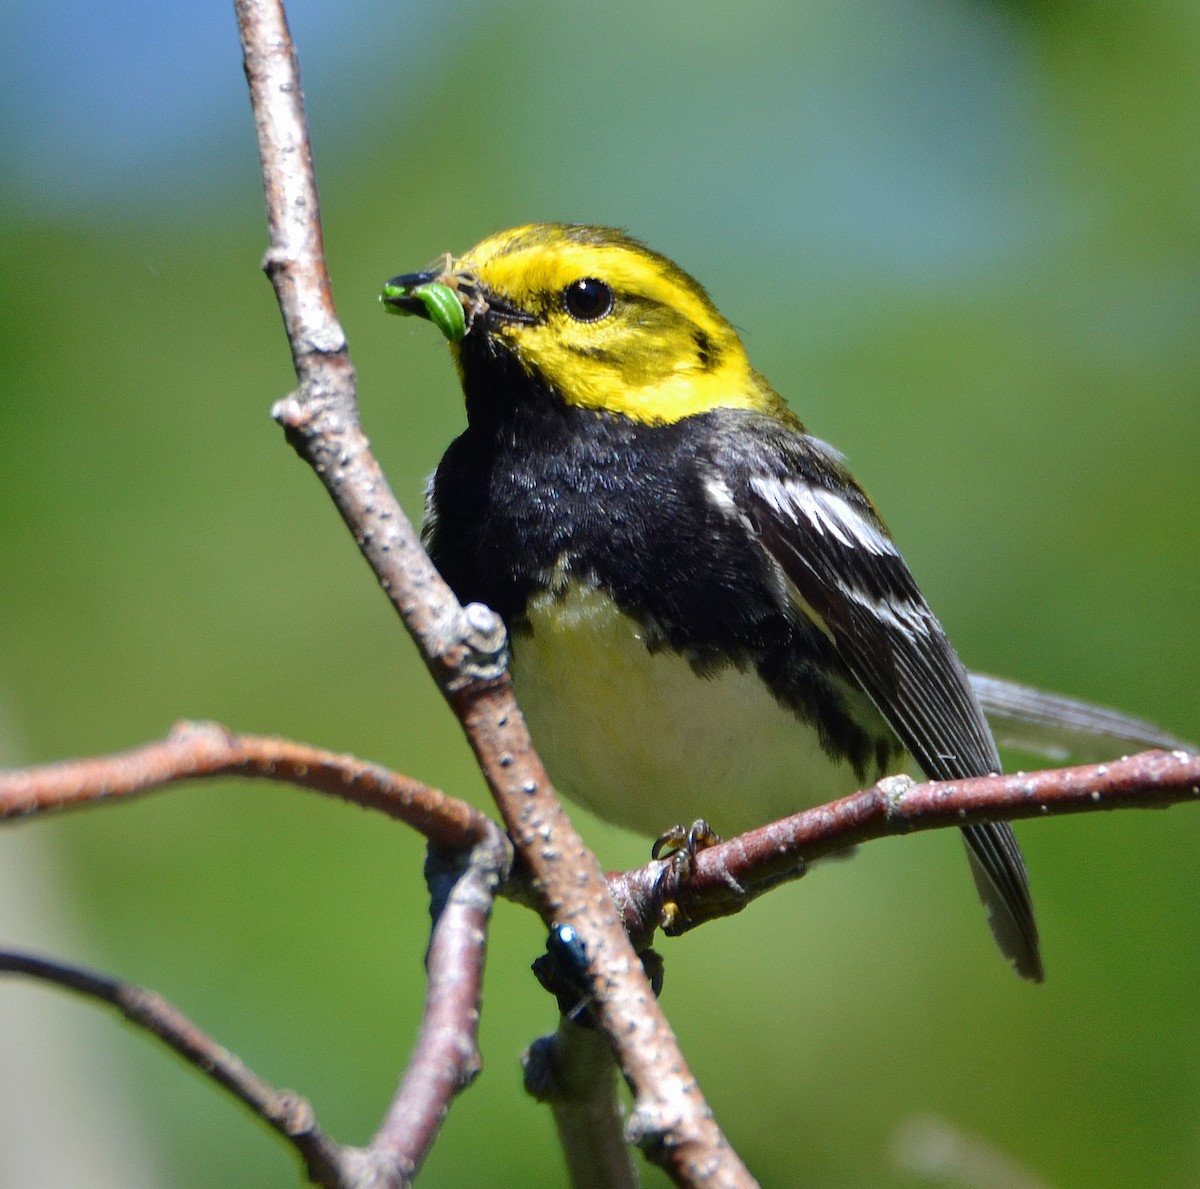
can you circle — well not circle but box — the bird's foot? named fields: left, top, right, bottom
left=651, top=818, right=721, bottom=934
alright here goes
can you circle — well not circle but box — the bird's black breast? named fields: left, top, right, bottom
left=426, top=398, right=784, bottom=658
left=423, top=379, right=896, bottom=782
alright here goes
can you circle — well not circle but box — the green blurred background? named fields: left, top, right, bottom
left=2, top=1, right=1198, bottom=1185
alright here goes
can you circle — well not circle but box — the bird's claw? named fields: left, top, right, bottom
left=652, top=818, right=722, bottom=933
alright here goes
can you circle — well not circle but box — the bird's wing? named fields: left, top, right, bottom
left=706, top=425, right=1042, bottom=980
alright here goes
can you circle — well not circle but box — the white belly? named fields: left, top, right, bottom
left=508, top=584, right=879, bottom=838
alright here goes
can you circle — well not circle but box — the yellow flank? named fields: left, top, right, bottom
left=447, top=223, right=799, bottom=427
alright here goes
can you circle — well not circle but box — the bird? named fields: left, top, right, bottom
left=380, top=223, right=1173, bottom=981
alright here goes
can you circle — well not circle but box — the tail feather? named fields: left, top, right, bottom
left=962, top=821, right=1044, bottom=982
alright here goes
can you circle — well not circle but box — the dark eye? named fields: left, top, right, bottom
left=562, top=277, right=613, bottom=322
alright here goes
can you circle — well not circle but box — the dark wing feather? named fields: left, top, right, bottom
left=710, top=427, right=1042, bottom=981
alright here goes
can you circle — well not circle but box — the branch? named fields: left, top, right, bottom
left=369, top=837, right=507, bottom=1182
left=235, top=0, right=750, bottom=1183
left=525, top=1020, right=640, bottom=1189
left=1, top=737, right=1193, bottom=1181
left=610, top=748, right=1200, bottom=940
left=0, top=949, right=362, bottom=1188
left=7, top=726, right=1191, bottom=951
left=0, top=719, right=496, bottom=852
left=1, top=785, right=507, bottom=1188
left=0, top=720, right=511, bottom=1185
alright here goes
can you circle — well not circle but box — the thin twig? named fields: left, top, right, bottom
left=0, top=719, right=510, bottom=1183
left=525, top=1020, right=640, bottom=1189
left=610, top=748, right=1200, bottom=940
left=235, top=0, right=752, bottom=1183
left=369, top=837, right=508, bottom=1182
left=0, top=949, right=378, bottom=1189
left=0, top=723, right=511, bottom=1189
left=0, top=719, right=496, bottom=852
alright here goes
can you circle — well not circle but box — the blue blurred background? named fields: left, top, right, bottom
left=1, top=1, right=1198, bottom=1185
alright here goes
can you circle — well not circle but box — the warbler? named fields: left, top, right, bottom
left=382, top=224, right=1177, bottom=981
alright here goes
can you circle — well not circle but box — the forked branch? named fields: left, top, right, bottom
left=2, top=725, right=1196, bottom=1185
left=2, top=0, right=1193, bottom=1186
left=235, top=0, right=749, bottom=1183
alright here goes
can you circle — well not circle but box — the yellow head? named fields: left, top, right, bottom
left=384, top=223, right=796, bottom=427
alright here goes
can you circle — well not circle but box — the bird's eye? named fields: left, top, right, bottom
left=562, top=277, right=613, bottom=322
